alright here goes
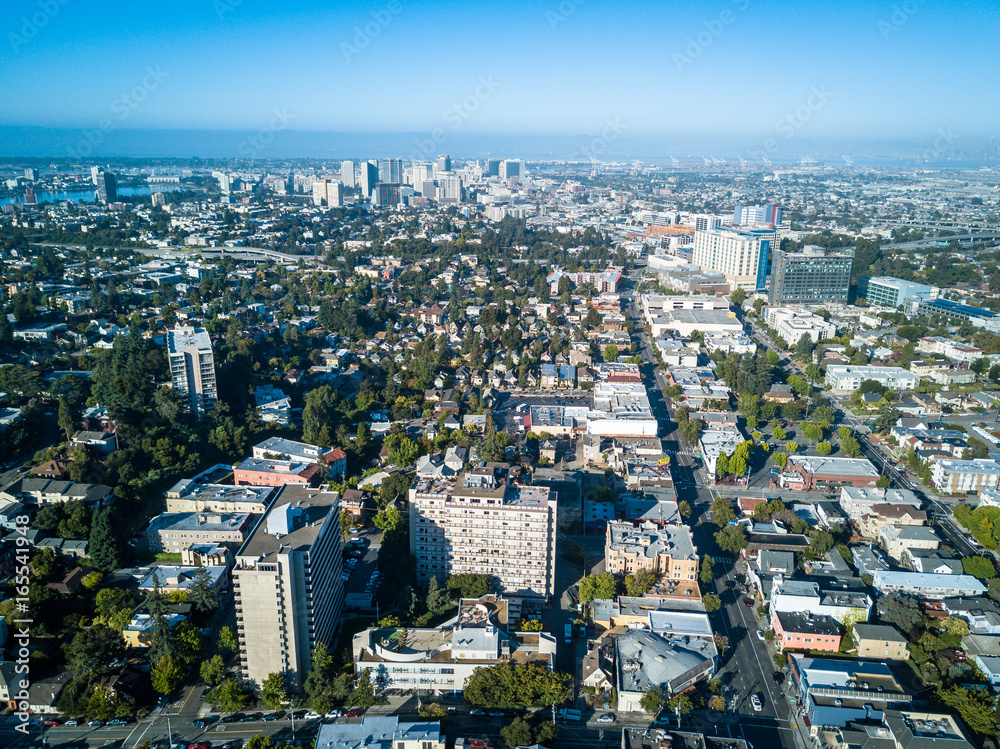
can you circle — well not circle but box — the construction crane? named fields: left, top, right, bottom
left=670, top=155, right=680, bottom=167
left=842, top=155, right=854, bottom=166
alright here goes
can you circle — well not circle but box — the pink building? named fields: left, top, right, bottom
left=233, top=457, right=320, bottom=487
left=772, top=611, right=842, bottom=653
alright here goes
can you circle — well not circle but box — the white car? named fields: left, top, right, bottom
left=751, top=694, right=762, bottom=712
left=596, top=713, right=616, bottom=724
left=304, top=711, right=321, bottom=720
left=756, top=629, right=765, bottom=641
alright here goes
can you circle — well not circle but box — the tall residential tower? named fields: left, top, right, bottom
left=167, top=326, right=218, bottom=417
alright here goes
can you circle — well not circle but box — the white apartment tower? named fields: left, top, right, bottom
left=339, top=160, right=355, bottom=188
left=233, top=485, right=344, bottom=691
left=692, top=225, right=779, bottom=292
left=409, top=466, right=557, bottom=599
left=167, top=326, right=218, bottom=418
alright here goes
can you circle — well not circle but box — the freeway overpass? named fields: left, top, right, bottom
left=887, top=232, right=1000, bottom=250
left=32, top=241, right=322, bottom=264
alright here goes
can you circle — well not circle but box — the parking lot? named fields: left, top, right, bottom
left=342, top=530, right=382, bottom=608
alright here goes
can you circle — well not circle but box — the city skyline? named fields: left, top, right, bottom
left=1, top=0, right=998, bottom=159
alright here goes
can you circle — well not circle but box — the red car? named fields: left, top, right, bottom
left=344, top=709, right=362, bottom=717
left=43, top=719, right=60, bottom=726
left=743, top=598, right=753, bottom=607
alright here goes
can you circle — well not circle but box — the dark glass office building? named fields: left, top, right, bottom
left=768, top=245, right=853, bottom=305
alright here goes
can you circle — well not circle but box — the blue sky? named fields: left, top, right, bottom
left=1, top=0, right=996, bottom=141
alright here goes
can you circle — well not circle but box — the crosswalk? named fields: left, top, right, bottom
left=711, top=556, right=733, bottom=564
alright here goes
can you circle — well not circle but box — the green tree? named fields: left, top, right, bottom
left=877, top=592, right=925, bottom=635
left=876, top=475, right=890, bottom=489
left=714, top=525, right=749, bottom=554
left=303, top=643, right=338, bottom=714
left=841, top=435, right=861, bottom=458
left=89, top=508, right=121, bottom=572
left=624, top=570, right=657, bottom=597
left=218, top=625, right=239, bottom=654
left=639, top=688, right=664, bottom=714
left=302, top=385, right=337, bottom=445
left=771, top=425, right=786, bottom=441
left=464, top=664, right=571, bottom=707
left=678, top=500, right=692, bottom=519
left=801, top=422, right=823, bottom=442
left=962, top=556, right=997, bottom=580
left=816, top=441, right=832, bottom=455
left=666, top=695, right=694, bottom=716
left=200, top=655, right=226, bottom=686
left=58, top=394, right=75, bottom=442
left=703, top=593, right=722, bottom=613
left=261, top=672, right=288, bottom=709
left=872, top=404, right=901, bottom=433
left=151, top=655, right=184, bottom=696
left=501, top=717, right=558, bottom=749
left=794, top=334, right=815, bottom=359
left=373, top=504, right=401, bottom=532
left=66, top=624, right=125, bottom=684
left=699, top=556, right=714, bottom=584
left=604, top=343, right=619, bottom=362
left=426, top=575, right=447, bottom=611
left=446, top=573, right=492, bottom=599
left=937, top=685, right=998, bottom=737
left=715, top=452, right=730, bottom=478
left=207, top=678, right=253, bottom=713
left=187, top=566, right=218, bottom=614
left=771, top=451, right=788, bottom=469
left=785, top=441, right=799, bottom=453
left=730, top=288, right=746, bottom=307
left=578, top=573, right=618, bottom=603
left=711, top=497, right=735, bottom=526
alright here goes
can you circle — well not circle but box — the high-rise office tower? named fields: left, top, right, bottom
left=411, top=162, right=433, bottom=189
left=23, top=168, right=38, bottom=181
left=436, top=154, right=451, bottom=173
left=167, top=326, right=218, bottom=417
left=499, top=160, right=522, bottom=180
left=359, top=161, right=378, bottom=199
left=692, top=225, right=778, bottom=292
left=486, top=159, right=501, bottom=177
left=378, top=158, right=402, bottom=184
left=312, top=179, right=328, bottom=206
left=373, top=182, right=401, bottom=206
left=437, top=176, right=462, bottom=202
left=91, top=166, right=101, bottom=184
left=409, top=466, right=557, bottom=599
left=95, top=171, right=117, bottom=203
left=151, top=192, right=166, bottom=208
left=339, top=160, right=355, bottom=188
left=233, top=484, right=344, bottom=691
left=733, top=203, right=781, bottom=226
left=768, top=245, right=854, bottom=305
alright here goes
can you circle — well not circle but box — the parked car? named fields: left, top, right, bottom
left=65, top=719, right=79, bottom=727
left=489, top=711, right=505, bottom=717
left=43, top=719, right=61, bottom=726
left=756, top=629, right=765, bottom=641
left=303, top=711, right=321, bottom=720
left=221, top=714, right=244, bottom=723
left=192, top=718, right=214, bottom=728
left=743, top=598, right=753, bottom=607
left=751, top=694, right=763, bottom=712
left=772, top=671, right=785, bottom=686
left=470, top=709, right=486, bottom=716
left=88, top=719, right=104, bottom=727
left=596, top=713, right=616, bottom=724
left=108, top=718, right=130, bottom=725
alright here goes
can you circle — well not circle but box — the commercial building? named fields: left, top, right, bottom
left=409, top=465, right=557, bottom=599
left=378, top=158, right=402, bottom=184
left=359, top=161, right=378, bottom=199
left=252, top=437, right=346, bottom=476
left=781, top=456, right=880, bottom=491
left=145, top=511, right=255, bottom=554
left=164, top=479, right=275, bottom=514
left=858, top=277, right=938, bottom=308
left=824, top=365, right=921, bottom=392
left=930, top=458, right=1000, bottom=493
left=909, top=297, right=996, bottom=323
left=640, top=295, right=742, bottom=338
left=339, top=160, right=354, bottom=188
left=771, top=611, right=842, bottom=653
left=699, top=423, right=746, bottom=477
left=167, top=326, right=218, bottom=418
left=821, top=710, right=974, bottom=749
left=352, top=595, right=556, bottom=694
left=915, top=336, right=984, bottom=362
left=615, top=628, right=716, bottom=711
left=604, top=520, right=698, bottom=582
left=838, top=487, right=921, bottom=526
left=768, top=246, right=853, bottom=305
left=733, top=203, right=781, bottom=226
left=787, top=655, right=912, bottom=731
left=765, top=307, right=837, bottom=344
left=315, top=717, right=444, bottom=749
left=311, top=179, right=343, bottom=207
left=871, top=570, right=986, bottom=600
left=692, top=225, right=778, bottom=291
left=233, top=485, right=344, bottom=691
left=95, top=170, right=117, bottom=203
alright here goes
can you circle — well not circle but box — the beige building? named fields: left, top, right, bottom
left=852, top=623, right=910, bottom=661
left=604, top=520, right=698, bottom=582
left=692, top=225, right=778, bottom=291
left=859, top=503, right=927, bottom=540
left=145, top=512, right=255, bottom=554
left=165, top=479, right=275, bottom=514
left=233, top=485, right=344, bottom=691
left=167, top=326, right=217, bottom=418
left=409, top=466, right=558, bottom=600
